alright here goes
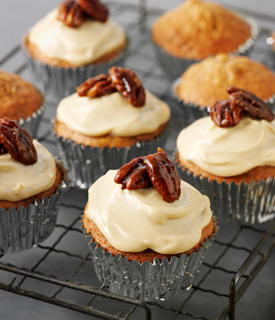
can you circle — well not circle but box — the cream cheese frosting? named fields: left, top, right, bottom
left=0, top=140, right=56, bottom=202
left=86, top=170, right=212, bottom=254
left=28, top=9, right=126, bottom=66
left=177, top=116, right=275, bottom=177
left=56, top=91, right=171, bottom=137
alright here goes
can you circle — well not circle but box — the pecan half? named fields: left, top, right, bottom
left=109, top=67, right=146, bottom=107
left=210, top=99, right=244, bottom=128
left=228, top=86, right=274, bottom=122
left=114, top=156, right=152, bottom=190
left=145, top=148, right=181, bottom=203
left=78, top=0, right=109, bottom=23
left=0, top=118, right=37, bottom=165
left=76, top=74, right=116, bottom=98
left=57, top=0, right=87, bottom=28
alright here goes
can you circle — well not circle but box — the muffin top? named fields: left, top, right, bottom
left=152, top=0, right=252, bottom=60
left=0, top=71, right=43, bottom=120
left=176, top=54, right=275, bottom=107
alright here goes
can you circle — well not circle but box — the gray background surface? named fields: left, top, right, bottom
left=1, top=1, right=275, bottom=319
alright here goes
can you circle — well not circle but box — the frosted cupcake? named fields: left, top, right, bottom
left=176, top=87, right=275, bottom=224
left=23, top=0, right=127, bottom=101
left=151, top=0, right=258, bottom=80
left=0, top=118, right=67, bottom=253
left=54, top=67, right=170, bottom=188
left=82, top=148, right=217, bottom=301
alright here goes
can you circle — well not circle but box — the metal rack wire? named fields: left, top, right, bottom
left=1, top=2, right=275, bottom=320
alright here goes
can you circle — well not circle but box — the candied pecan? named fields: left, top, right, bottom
left=228, top=86, right=274, bottom=122
left=76, top=74, right=116, bottom=98
left=145, top=148, right=181, bottom=203
left=0, top=118, right=37, bottom=165
left=114, top=156, right=152, bottom=190
left=57, top=0, right=87, bottom=28
left=78, top=0, right=108, bottom=23
left=210, top=99, right=244, bottom=128
left=109, top=67, right=146, bottom=107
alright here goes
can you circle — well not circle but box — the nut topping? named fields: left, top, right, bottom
left=210, top=86, right=274, bottom=128
left=57, top=0, right=87, bottom=28
left=109, top=67, right=146, bottom=107
left=114, top=156, right=152, bottom=190
left=114, top=148, right=181, bottom=203
left=0, top=118, right=37, bottom=165
left=76, top=74, right=116, bottom=98
left=228, top=86, right=274, bottom=122
left=210, top=99, right=243, bottom=128
left=78, top=0, right=109, bottom=23
left=145, top=148, right=181, bottom=203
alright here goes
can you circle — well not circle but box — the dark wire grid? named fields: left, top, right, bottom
left=0, top=2, right=275, bottom=320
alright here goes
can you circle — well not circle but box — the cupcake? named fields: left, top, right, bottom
left=151, top=0, right=258, bottom=80
left=173, top=54, right=275, bottom=121
left=0, top=70, right=45, bottom=137
left=23, top=0, right=128, bottom=101
left=54, top=67, right=171, bottom=188
left=0, top=118, right=67, bottom=253
left=82, top=148, right=217, bottom=301
left=176, top=87, right=275, bottom=224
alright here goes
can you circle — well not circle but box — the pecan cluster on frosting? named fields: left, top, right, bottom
left=77, top=67, right=146, bottom=107
left=114, top=148, right=181, bottom=203
left=209, top=86, right=275, bottom=128
left=0, top=118, right=37, bottom=165
left=57, top=0, right=108, bottom=28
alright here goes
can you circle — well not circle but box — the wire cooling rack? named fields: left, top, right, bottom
left=1, top=1, right=275, bottom=320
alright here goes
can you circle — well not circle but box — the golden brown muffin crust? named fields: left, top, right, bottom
left=54, top=119, right=168, bottom=148
left=0, top=70, right=43, bottom=120
left=152, top=0, right=251, bottom=60
left=82, top=206, right=214, bottom=263
left=176, top=153, right=275, bottom=185
left=0, top=166, right=63, bottom=211
left=176, top=54, right=275, bottom=107
left=24, top=35, right=127, bottom=69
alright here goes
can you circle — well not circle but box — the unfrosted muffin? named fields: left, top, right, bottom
left=0, top=70, right=44, bottom=136
left=151, top=0, right=257, bottom=79
left=176, top=88, right=275, bottom=224
left=0, top=118, right=67, bottom=253
left=82, top=149, right=217, bottom=300
left=54, top=67, right=171, bottom=188
left=23, top=0, right=128, bottom=101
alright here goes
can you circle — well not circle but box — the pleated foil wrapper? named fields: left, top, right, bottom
left=0, top=161, right=68, bottom=253
left=82, top=218, right=218, bottom=301
left=17, top=97, right=46, bottom=138
left=176, top=161, right=275, bottom=225
left=54, top=128, right=168, bottom=190
left=152, top=12, right=258, bottom=81
left=22, top=41, right=128, bottom=103
left=171, top=79, right=275, bottom=124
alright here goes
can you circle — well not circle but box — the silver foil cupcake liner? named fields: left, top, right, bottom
left=54, top=128, right=168, bottom=189
left=81, top=217, right=218, bottom=301
left=17, top=96, right=46, bottom=138
left=171, top=79, right=275, bottom=123
left=152, top=12, right=258, bottom=81
left=0, top=161, right=68, bottom=253
left=176, top=160, right=275, bottom=225
left=22, top=40, right=128, bottom=103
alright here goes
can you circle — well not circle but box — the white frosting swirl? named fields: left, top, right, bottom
left=57, top=91, right=170, bottom=136
left=86, top=170, right=212, bottom=254
left=177, top=117, right=275, bottom=177
left=0, top=140, right=56, bottom=201
left=28, top=9, right=126, bottom=66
